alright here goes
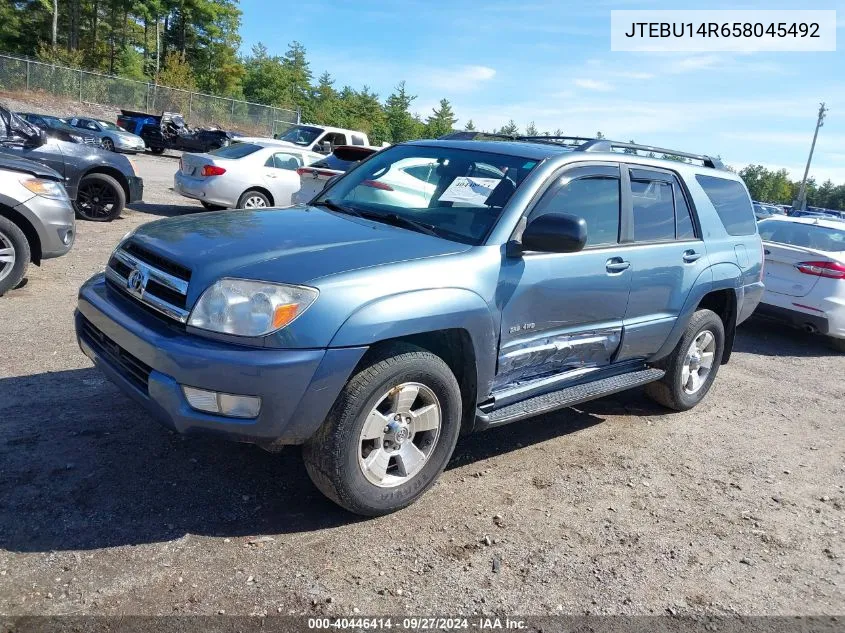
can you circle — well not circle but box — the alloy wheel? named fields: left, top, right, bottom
left=76, top=181, right=117, bottom=219
left=681, top=330, right=716, bottom=394
left=358, top=382, right=442, bottom=488
left=0, top=232, right=16, bottom=284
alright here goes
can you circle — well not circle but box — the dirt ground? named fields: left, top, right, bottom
left=0, top=152, right=843, bottom=617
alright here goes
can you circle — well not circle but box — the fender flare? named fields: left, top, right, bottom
left=329, top=287, right=498, bottom=397
left=651, top=262, right=741, bottom=362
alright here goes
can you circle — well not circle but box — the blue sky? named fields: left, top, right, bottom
left=239, top=0, right=845, bottom=183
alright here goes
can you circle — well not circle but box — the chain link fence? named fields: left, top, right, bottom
left=0, top=53, right=299, bottom=136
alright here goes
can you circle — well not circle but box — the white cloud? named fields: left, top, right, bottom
left=574, top=78, right=615, bottom=92
left=664, top=54, right=723, bottom=74
left=423, top=65, right=496, bottom=93
left=613, top=71, right=656, bottom=80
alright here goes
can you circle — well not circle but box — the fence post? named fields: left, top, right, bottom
left=230, top=98, right=235, bottom=124
left=78, top=69, right=83, bottom=102
left=296, top=106, right=301, bottom=124
left=25, top=60, right=30, bottom=92
left=188, top=92, right=193, bottom=119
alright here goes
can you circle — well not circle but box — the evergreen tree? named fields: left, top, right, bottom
left=464, top=119, right=476, bottom=131
left=497, top=119, right=519, bottom=136
left=425, top=98, right=458, bottom=138
left=384, top=81, right=417, bottom=143
left=524, top=121, right=538, bottom=136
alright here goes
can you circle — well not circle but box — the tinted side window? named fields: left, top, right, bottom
left=532, top=176, right=620, bottom=247
left=631, top=179, right=675, bottom=242
left=351, top=134, right=366, bottom=146
left=696, top=175, right=756, bottom=236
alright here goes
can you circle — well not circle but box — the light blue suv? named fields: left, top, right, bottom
left=75, top=135, right=764, bottom=515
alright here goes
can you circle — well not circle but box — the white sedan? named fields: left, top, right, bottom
left=756, top=215, right=845, bottom=351
left=174, top=141, right=322, bottom=209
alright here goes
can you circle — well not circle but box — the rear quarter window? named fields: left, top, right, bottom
left=695, top=175, right=757, bottom=236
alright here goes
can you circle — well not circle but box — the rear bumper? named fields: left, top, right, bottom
left=173, top=172, right=234, bottom=207
left=754, top=303, right=829, bottom=335
left=75, top=274, right=367, bottom=444
left=127, top=176, right=143, bottom=203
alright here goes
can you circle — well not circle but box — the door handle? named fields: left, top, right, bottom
left=265, top=173, right=277, bottom=178
left=606, top=258, right=631, bottom=273
left=682, top=250, right=702, bottom=263
left=764, top=249, right=771, bottom=255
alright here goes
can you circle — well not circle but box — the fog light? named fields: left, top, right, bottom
left=182, top=386, right=261, bottom=418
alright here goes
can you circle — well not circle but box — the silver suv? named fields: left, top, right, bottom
left=0, top=153, right=75, bottom=295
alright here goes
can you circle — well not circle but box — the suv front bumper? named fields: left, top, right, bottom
left=75, top=274, right=366, bottom=445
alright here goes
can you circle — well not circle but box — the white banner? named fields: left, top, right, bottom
left=610, top=10, right=837, bottom=52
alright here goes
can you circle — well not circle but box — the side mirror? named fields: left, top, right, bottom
left=24, top=127, right=47, bottom=148
left=519, top=213, right=587, bottom=254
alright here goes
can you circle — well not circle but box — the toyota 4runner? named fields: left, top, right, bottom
left=75, top=135, right=764, bottom=515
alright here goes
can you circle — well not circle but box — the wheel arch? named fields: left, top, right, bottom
left=650, top=263, right=741, bottom=364
left=329, top=288, right=499, bottom=434
left=82, top=166, right=130, bottom=201
left=0, top=203, right=42, bottom=265
left=240, top=186, right=274, bottom=207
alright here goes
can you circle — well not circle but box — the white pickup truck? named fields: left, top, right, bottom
left=236, top=124, right=372, bottom=155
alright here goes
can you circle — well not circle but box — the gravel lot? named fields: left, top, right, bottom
left=0, top=152, right=843, bottom=617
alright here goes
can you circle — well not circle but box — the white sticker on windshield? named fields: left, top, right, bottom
left=438, top=176, right=501, bottom=205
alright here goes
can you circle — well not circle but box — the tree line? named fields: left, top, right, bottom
left=2, top=1, right=841, bottom=209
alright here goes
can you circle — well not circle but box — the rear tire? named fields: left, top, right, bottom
left=0, top=216, right=30, bottom=296
left=74, top=173, right=126, bottom=222
left=200, top=201, right=227, bottom=211
left=303, top=343, right=462, bottom=516
left=645, top=309, right=725, bottom=411
left=150, top=146, right=165, bottom=155
left=236, top=189, right=271, bottom=209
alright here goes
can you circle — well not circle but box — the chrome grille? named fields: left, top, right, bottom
left=81, top=136, right=101, bottom=147
left=106, top=243, right=191, bottom=323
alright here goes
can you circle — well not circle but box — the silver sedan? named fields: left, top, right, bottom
left=174, top=142, right=322, bottom=210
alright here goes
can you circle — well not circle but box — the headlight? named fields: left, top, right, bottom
left=69, top=134, right=84, bottom=143
left=188, top=278, right=318, bottom=337
left=20, top=178, right=68, bottom=200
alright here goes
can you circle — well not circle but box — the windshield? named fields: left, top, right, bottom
left=759, top=220, right=845, bottom=252
left=97, top=120, right=121, bottom=131
left=276, top=125, right=323, bottom=146
left=314, top=144, right=539, bottom=245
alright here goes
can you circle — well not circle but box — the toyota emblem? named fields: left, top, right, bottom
left=127, top=267, right=146, bottom=296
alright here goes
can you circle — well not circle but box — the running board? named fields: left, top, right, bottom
left=475, top=368, right=665, bottom=429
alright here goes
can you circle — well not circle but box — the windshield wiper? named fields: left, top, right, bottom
left=367, top=212, right=442, bottom=238
left=312, top=199, right=363, bottom=217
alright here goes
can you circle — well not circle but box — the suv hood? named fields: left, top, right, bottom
left=128, top=206, right=471, bottom=294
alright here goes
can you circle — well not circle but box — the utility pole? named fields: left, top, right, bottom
left=794, top=102, right=828, bottom=211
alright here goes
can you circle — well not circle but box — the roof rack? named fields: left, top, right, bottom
left=437, top=132, right=725, bottom=170
left=577, top=139, right=725, bottom=170
left=438, top=130, right=518, bottom=141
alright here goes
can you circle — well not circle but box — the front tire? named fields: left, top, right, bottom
left=150, top=146, right=165, bottom=155
left=101, top=137, right=115, bottom=152
left=200, top=201, right=227, bottom=211
left=0, top=217, right=30, bottom=296
left=74, top=173, right=126, bottom=222
left=303, top=343, right=463, bottom=516
left=645, top=309, right=725, bottom=411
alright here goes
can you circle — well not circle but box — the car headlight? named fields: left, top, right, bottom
left=188, top=278, right=318, bottom=337
left=20, top=178, right=69, bottom=200
left=69, top=133, right=84, bottom=143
